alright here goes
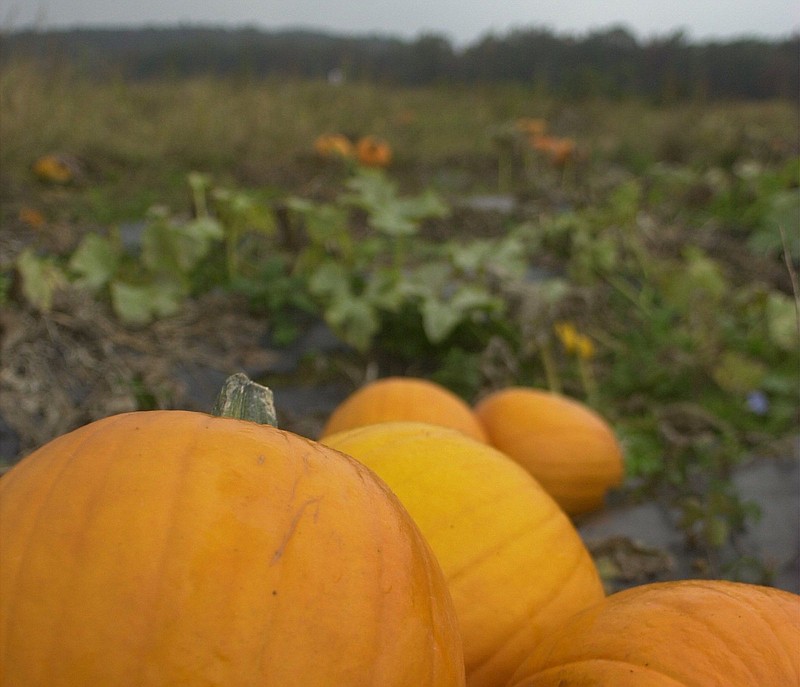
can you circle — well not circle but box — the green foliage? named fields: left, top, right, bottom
left=15, top=249, right=66, bottom=312
left=65, top=205, right=224, bottom=326
left=286, top=167, right=522, bottom=353
left=228, top=256, right=317, bottom=346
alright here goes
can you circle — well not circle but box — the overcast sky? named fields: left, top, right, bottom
left=7, top=0, right=799, bottom=46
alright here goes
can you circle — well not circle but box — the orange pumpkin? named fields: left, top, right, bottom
left=32, top=154, right=75, bottom=184
left=320, top=376, right=488, bottom=442
left=322, top=421, right=605, bottom=687
left=0, top=410, right=465, bottom=686
left=356, top=135, right=392, bottom=167
left=474, top=387, right=624, bottom=515
left=508, top=579, right=800, bottom=687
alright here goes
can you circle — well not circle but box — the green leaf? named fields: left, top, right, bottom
left=324, top=295, right=379, bottom=351
left=307, top=262, right=351, bottom=299
left=766, top=291, right=799, bottom=351
left=705, top=515, right=730, bottom=549
left=421, top=285, right=499, bottom=343
left=449, top=236, right=527, bottom=279
left=363, top=270, right=404, bottom=311
left=302, top=203, right=351, bottom=250
left=407, top=262, right=452, bottom=298
left=343, top=168, right=397, bottom=212
left=110, top=279, right=186, bottom=327
left=16, top=248, right=66, bottom=312
left=711, top=351, right=767, bottom=394
left=369, top=205, right=419, bottom=236
left=69, top=233, right=121, bottom=290
left=421, top=297, right=463, bottom=343
left=343, top=168, right=448, bottom=237
left=450, top=285, right=502, bottom=313
left=141, top=216, right=223, bottom=275
left=660, top=247, right=727, bottom=310
left=184, top=215, right=225, bottom=242
left=749, top=191, right=800, bottom=259
left=607, top=179, right=642, bottom=224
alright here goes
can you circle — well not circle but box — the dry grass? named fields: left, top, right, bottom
left=1, top=58, right=796, bottom=225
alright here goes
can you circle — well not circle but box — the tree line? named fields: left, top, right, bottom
left=3, top=25, right=798, bottom=101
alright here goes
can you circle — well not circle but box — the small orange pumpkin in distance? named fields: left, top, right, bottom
left=320, top=376, right=488, bottom=442
left=356, top=134, right=393, bottom=167
left=0, top=393, right=465, bottom=685
left=322, top=421, right=605, bottom=687
left=508, top=579, right=800, bottom=687
left=474, top=387, right=624, bottom=515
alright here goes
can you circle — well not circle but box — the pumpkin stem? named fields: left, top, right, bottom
left=212, top=373, right=278, bottom=427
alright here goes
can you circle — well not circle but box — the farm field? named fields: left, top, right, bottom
left=1, top=60, right=798, bottom=593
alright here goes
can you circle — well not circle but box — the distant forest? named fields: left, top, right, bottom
left=3, top=25, right=798, bottom=101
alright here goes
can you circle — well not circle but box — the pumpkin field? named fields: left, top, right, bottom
left=1, top=57, right=799, bottom=684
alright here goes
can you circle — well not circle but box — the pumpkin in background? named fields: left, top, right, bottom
left=474, top=387, right=624, bottom=515
left=313, top=133, right=354, bottom=159
left=508, top=579, right=800, bottom=687
left=0, top=409, right=465, bottom=686
left=356, top=135, right=393, bottom=167
left=320, top=376, right=487, bottom=443
left=322, top=421, right=605, bottom=687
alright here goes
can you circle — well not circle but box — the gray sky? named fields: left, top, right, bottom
left=7, top=0, right=799, bottom=46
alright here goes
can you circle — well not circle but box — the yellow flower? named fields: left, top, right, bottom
left=574, top=335, right=595, bottom=360
left=555, top=321, right=595, bottom=360
left=555, top=321, right=579, bottom=352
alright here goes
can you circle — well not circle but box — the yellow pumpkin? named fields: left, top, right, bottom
left=320, top=376, right=488, bottom=443
left=0, top=410, right=465, bottom=686
left=313, top=133, right=354, bottom=159
left=508, top=579, right=800, bottom=687
left=322, top=421, right=605, bottom=687
left=474, top=387, right=624, bottom=515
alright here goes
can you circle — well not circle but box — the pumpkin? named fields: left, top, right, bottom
left=508, top=579, right=800, bottom=687
left=313, top=133, right=354, bottom=159
left=320, top=376, right=488, bottom=443
left=0, top=377, right=465, bottom=687
left=321, top=421, right=605, bottom=687
left=474, top=387, right=624, bottom=515
left=32, top=154, right=76, bottom=184
left=356, top=135, right=392, bottom=167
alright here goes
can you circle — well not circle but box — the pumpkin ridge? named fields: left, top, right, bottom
left=467, top=539, right=602, bottom=680
left=696, top=583, right=800, bottom=678
left=610, top=590, right=781, bottom=684
left=513, top=581, right=800, bottom=687
left=514, top=657, right=691, bottom=687
left=128, top=412, right=213, bottom=684
left=519, top=538, right=602, bottom=620
left=443, top=503, right=563, bottom=585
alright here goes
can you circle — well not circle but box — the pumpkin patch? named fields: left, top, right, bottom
left=0, top=409, right=465, bottom=687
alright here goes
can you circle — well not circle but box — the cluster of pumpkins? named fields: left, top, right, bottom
left=1, top=374, right=797, bottom=686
